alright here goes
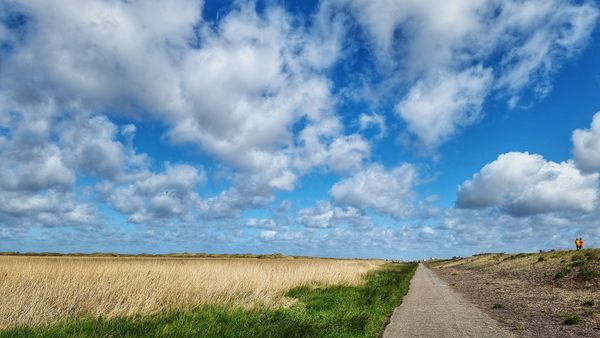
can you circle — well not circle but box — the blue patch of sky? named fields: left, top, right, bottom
left=201, top=0, right=234, bottom=32
left=0, top=4, right=28, bottom=53
left=0, top=125, right=10, bottom=138
left=241, top=208, right=273, bottom=220
left=108, top=116, right=213, bottom=168
left=276, top=171, right=339, bottom=209
left=97, top=201, right=130, bottom=227
left=76, top=176, right=98, bottom=187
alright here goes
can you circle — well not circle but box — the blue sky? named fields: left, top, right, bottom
left=1, top=0, right=600, bottom=259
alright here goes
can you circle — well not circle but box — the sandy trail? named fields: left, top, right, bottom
left=383, top=264, right=514, bottom=338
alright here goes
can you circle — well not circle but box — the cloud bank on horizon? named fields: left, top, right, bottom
left=0, top=0, right=599, bottom=259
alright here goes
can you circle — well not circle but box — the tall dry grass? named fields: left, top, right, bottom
left=0, top=256, right=382, bottom=328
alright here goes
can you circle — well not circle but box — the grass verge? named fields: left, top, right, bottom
left=1, top=263, right=416, bottom=338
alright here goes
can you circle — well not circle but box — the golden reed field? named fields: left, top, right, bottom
left=0, top=256, right=383, bottom=328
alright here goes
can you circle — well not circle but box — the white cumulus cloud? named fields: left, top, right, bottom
left=99, top=163, right=205, bottom=224
left=456, top=152, right=599, bottom=216
left=396, top=66, right=492, bottom=149
left=296, top=200, right=373, bottom=229
left=572, top=112, right=600, bottom=173
left=330, top=164, right=417, bottom=219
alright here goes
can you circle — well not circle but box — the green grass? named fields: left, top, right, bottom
left=1, top=263, right=417, bottom=338
left=491, top=303, right=505, bottom=309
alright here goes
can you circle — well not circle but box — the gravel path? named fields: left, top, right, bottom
left=383, top=264, right=515, bottom=338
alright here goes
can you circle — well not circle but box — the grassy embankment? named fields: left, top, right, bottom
left=428, top=249, right=600, bottom=287
left=1, top=257, right=416, bottom=337
left=427, top=249, right=600, bottom=331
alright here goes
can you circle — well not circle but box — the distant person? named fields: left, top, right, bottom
left=575, top=238, right=581, bottom=250
left=580, top=238, right=584, bottom=250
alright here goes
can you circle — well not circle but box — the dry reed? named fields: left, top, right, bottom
left=0, top=256, right=382, bottom=328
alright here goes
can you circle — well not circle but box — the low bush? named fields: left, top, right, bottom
left=562, top=314, right=581, bottom=325
left=582, top=299, right=595, bottom=307
left=577, top=267, right=600, bottom=281
left=571, top=260, right=585, bottom=267
left=584, top=252, right=599, bottom=261
left=554, top=267, right=571, bottom=280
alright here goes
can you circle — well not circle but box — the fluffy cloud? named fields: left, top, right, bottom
left=296, top=201, right=372, bottom=229
left=359, top=113, right=387, bottom=139
left=259, top=229, right=305, bottom=243
left=0, top=143, right=74, bottom=192
left=327, top=135, right=371, bottom=172
left=198, top=171, right=283, bottom=220
left=169, top=5, right=338, bottom=172
left=396, top=66, right=492, bottom=149
left=0, top=0, right=367, bottom=201
left=335, top=0, right=598, bottom=150
left=0, top=105, right=107, bottom=228
left=456, top=152, right=599, bottom=216
left=494, top=1, right=599, bottom=95
left=0, top=190, right=98, bottom=227
left=1, top=0, right=199, bottom=115
left=58, top=116, right=146, bottom=180
left=293, top=117, right=371, bottom=174
left=572, top=112, right=600, bottom=173
left=0, top=101, right=74, bottom=192
left=246, top=218, right=276, bottom=229
left=99, top=163, right=205, bottom=224
left=0, top=101, right=156, bottom=227
left=0, top=0, right=364, bottom=225
left=330, top=164, right=417, bottom=219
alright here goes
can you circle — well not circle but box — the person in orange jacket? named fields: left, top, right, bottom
left=575, top=238, right=581, bottom=250
left=580, top=237, right=584, bottom=250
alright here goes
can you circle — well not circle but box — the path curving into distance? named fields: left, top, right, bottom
left=383, top=264, right=514, bottom=338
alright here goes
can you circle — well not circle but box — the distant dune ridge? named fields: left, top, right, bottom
left=0, top=256, right=382, bottom=329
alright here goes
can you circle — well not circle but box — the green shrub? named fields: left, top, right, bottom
left=554, top=267, right=571, bottom=280
left=562, top=314, right=581, bottom=325
left=577, top=267, right=600, bottom=281
left=582, top=299, right=595, bottom=307
left=492, top=303, right=504, bottom=309
left=584, top=252, right=599, bottom=261
left=503, top=253, right=531, bottom=261
left=537, top=256, right=546, bottom=262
